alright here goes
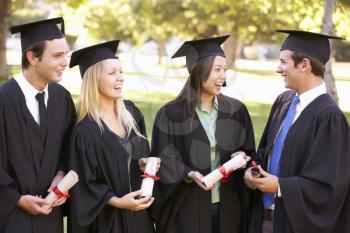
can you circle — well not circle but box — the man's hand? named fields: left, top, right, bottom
left=244, top=167, right=257, bottom=189
left=48, top=170, right=67, bottom=207
left=16, top=195, right=52, bottom=215
left=247, top=166, right=279, bottom=193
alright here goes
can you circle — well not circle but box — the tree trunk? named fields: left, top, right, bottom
left=0, top=0, right=11, bottom=81
left=157, top=39, right=166, bottom=65
left=321, top=0, right=338, bottom=104
left=223, top=33, right=241, bottom=70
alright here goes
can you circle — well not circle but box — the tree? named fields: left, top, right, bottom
left=321, top=0, right=338, bottom=103
left=0, top=0, right=86, bottom=81
left=131, top=0, right=185, bottom=64
left=0, top=0, right=11, bottom=80
left=176, top=0, right=321, bottom=69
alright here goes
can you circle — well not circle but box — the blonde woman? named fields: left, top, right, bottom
left=68, top=40, right=157, bottom=233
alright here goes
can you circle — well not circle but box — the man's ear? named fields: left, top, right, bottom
left=26, top=51, right=39, bottom=66
left=300, top=58, right=311, bottom=72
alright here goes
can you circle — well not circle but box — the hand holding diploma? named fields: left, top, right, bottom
left=16, top=195, right=52, bottom=215
left=202, top=151, right=248, bottom=188
left=108, top=190, right=154, bottom=211
left=187, top=171, right=217, bottom=191
left=42, top=170, right=79, bottom=210
left=139, top=157, right=161, bottom=197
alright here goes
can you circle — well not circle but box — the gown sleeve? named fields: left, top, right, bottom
left=239, top=103, right=256, bottom=159
left=279, top=109, right=350, bottom=233
left=151, top=106, right=192, bottom=185
left=57, top=92, right=77, bottom=173
left=69, top=128, right=115, bottom=226
left=0, top=101, right=21, bottom=227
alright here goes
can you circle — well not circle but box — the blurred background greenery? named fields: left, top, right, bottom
left=1, top=0, right=349, bottom=141
left=1, top=1, right=349, bottom=231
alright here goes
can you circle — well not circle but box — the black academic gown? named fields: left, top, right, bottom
left=0, top=78, right=76, bottom=233
left=150, top=95, right=256, bottom=233
left=68, top=100, right=155, bottom=233
left=248, top=90, right=350, bottom=233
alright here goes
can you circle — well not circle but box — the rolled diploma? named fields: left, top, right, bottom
left=42, top=170, right=79, bottom=209
left=140, top=157, right=158, bottom=197
left=202, top=152, right=246, bottom=188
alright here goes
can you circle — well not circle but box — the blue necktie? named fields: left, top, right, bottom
left=263, top=95, right=300, bottom=208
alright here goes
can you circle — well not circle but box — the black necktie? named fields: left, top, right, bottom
left=35, top=92, right=47, bottom=133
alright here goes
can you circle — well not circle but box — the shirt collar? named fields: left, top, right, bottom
left=197, top=96, right=219, bottom=112
left=298, top=82, right=327, bottom=108
left=16, top=72, right=49, bottom=99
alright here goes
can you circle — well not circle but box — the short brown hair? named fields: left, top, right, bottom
left=21, top=41, right=46, bottom=69
left=290, top=51, right=325, bottom=78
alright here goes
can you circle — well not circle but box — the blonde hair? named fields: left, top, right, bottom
left=77, top=60, right=144, bottom=138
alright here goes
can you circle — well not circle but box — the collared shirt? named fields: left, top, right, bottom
left=14, top=73, right=49, bottom=124
left=195, top=96, right=220, bottom=203
left=293, top=82, right=327, bottom=123
left=270, top=82, right=327, bottom=208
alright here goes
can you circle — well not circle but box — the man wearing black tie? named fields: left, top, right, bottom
left=244, top=30, right=350, bottom=233
left=0, top=17, right=76, bottom=233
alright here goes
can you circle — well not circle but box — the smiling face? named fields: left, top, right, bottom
left=276, top=50, right=304, bottom=91
left=32, top=38, right=69, bottom=84
left=201, top=55, right=227, bottom=97
left=98, top=58, right=124, bottom=101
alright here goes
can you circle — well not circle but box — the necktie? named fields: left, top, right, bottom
left=35, top=92, right=47, bottom=133
left=263, top=95, right=300, bottom=208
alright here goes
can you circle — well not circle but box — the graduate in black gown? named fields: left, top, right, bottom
left=150, top=36, right=256, bottom=233
left=0, top=18, right=76, bottom=233
left=244, top=30, right=350, bottom=233
left=68, top=40, right=159, bottom=233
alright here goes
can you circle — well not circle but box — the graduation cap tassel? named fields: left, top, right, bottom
left=61, top=19, right=65, bottom=35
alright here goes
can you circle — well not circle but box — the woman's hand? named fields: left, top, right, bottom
left=231, top=151, right=251, bottom=169
left=111, top=190, right=154, bottom=211
left=138, top=157, right=161, bottom=173
left=187, top=171, right=217, bottom=191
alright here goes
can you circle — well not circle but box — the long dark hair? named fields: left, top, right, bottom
left=170, top=55, right=232, bottom=123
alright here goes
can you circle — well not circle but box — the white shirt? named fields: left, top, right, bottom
left=14, top=73, right=49, bottom=124
left=293, top=82, right=327, bottom=123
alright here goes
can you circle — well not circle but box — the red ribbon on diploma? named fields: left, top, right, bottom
left=53, top=186, right=71, bottom=199
left=141, top=173, right=160, bottom=181
left=219, top=166, right=234, bottom=183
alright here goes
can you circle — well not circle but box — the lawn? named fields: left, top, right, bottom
left=123, top=90, right=349, bottom=146
left=124, top=90, right=270, bottom=144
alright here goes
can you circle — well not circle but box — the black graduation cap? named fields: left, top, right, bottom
left=10, top=17, right=65, bottom=52
left=172, top=35, right=230, bottom=73
left=276, top=30, right=344, bottom=65
left=69, top=40, right=120, bottom=77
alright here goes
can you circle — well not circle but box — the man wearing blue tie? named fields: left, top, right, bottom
left=244, top=30, right=350, bottom=233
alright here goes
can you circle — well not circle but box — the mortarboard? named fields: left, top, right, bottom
left=10, top=17, right=65, bottom=52
left=69, top=40, right=120, bottom=77
left=276, top=29, right=344, bottom=65
left=172, top=35, right=230, bottom=73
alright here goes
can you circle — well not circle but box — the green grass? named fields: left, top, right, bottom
left=124, top=91, right=350, bottom=146
left=237, top=67, right=350, bottom=81
left=124, top=90, right=270, bottom=145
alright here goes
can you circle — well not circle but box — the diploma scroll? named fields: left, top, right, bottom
left=42, top=170, right=79, bottom=210
left=140, top=157, right=159, bottom=197
left=251, top=161, right=263, bottom=178
left=202, top=151, right=246, bottom=188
